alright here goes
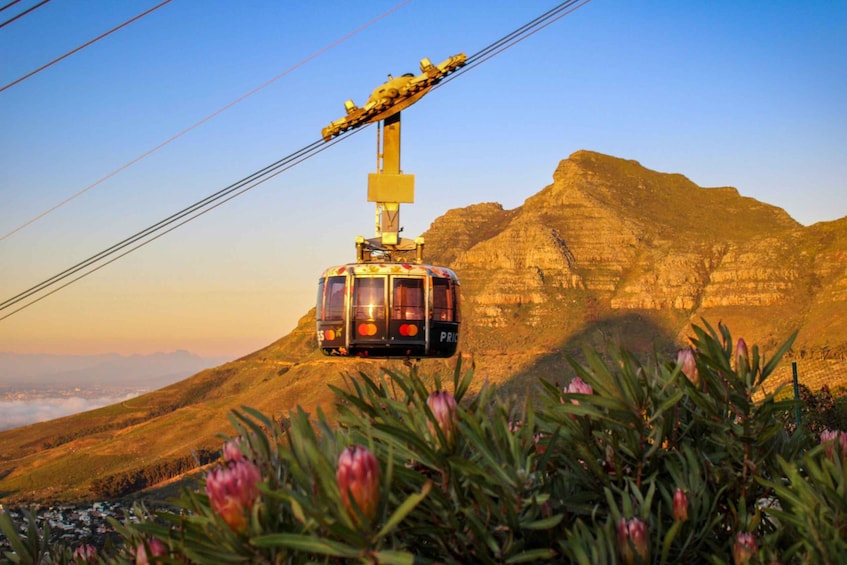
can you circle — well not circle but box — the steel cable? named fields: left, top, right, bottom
left=0, top=0, right=51, bottom=29
left=0, top=0, right=24, bottom=13
left=0, top=135, right=339, bottom=313
left=0, top=0, right=414, bottom=241
left=0, top=134, right=353, bottom=321
left=0, top=0, right=173, bottom=93
left=0, top=0, right=592, bottom=319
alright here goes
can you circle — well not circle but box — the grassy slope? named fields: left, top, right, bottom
left=0, top=313, right=463, bottom=502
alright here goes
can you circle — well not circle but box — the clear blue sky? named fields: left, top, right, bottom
left=1, top=0, right=845, bottom=358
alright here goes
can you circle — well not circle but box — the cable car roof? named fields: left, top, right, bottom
left=320, top=262, right=459, bottom=280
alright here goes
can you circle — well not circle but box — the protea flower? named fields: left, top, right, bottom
left=566, top=376, right=593, bottom=401
left=676, top=348, right=699, bottom=385
left=732, top=532, right=758, bottom=564
left=672, top=488, right=689, bottom=522
left=821, top=429, right=847, bottom=461
left=616, top=517, right=649, bottom=565
left=134, top=538, right=167, bottom=565
left=205, top=458, right=262, bottom=533
left=222, top=437, right=246, bottom=463
left=563, top=376, right=593, bottom=419
left=735, top=338, right=750, bottom=374
left=337, top=445, right=381, bottom=526
left=72, top=544, right=97, bottom=563
left=427, top=390, right=458, bottom=449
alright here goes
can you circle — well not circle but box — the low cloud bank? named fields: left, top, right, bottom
left=0, top=395, right=138, bottom=431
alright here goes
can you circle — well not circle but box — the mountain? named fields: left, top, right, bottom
left=1, top=150, right=845, bottom=503
left=427, top=150, right=847, bottom=366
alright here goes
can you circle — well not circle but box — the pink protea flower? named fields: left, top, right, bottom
left=134, top=538, right=167, bottom=565
left=222, top=437, right=246, bottom=463
left=821, top=429, right=847, bottom=461
left=672, top=488, right=689, bottom=522
left=562, top=377, right=593, bottom=420
left=676, top=348, right=699, bottom=385
left=336, top=445, right=381, bottom=525
left=427, top=390, right=458, bottom=449
left=732, top=532, right=758, bottom=564
left=566, top=376, right=594, bottom=400
left=735, top=338, right=750, bottom=374
left=73, top=544, right=97, bottom=563
left=205, top=458, right=262, bottom=533
left=616, top=517, right=649, bottom=565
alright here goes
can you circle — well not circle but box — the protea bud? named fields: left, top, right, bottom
left=73, top=544, right=97, bottom=563
left=676, top=348, right=699, bottom=385
left=566, top=376, right=594, bottom=400
left=735, top=338, right=750, bottom=374
left=427, top=390, right=458, bottom=449
left=603, top=443, right=616, bottom=475
left=222, top=437, right=246, bottom=463
left=616, top=517, right=649, bottom=565
left=672, top=488, right=689, bottom=522
left=205, top=458, right=262, bottom=533
left=821, top=429, right=847, bottom=461
left=134, top=538, right=167, bottom=565
left=336, top=445, right=381, bottom=525
left=732, top=532, right=758, bottom=564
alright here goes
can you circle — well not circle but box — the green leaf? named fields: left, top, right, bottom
left=506, top=548, right=557, bottom=563
left=454, top=357, right=474, bottom=401
left=251, top=533, right=361, bottom=557
left=761, top=330, right=797, bottom=380
left=660, top=515, right=682, bottom=563
left=651, top=390, right=684, bottom=422
left=373, top=549, right=416, bottom=565
left=0, top=510, right=30, bottom=562
left=376, top=480, right=432, bottom=538
left=522, top=513, right=564, bottom=530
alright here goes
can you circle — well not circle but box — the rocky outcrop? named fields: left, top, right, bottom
left=423, top=150, right=846, bottom=357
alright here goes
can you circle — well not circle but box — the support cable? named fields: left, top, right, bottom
left=0, top=0, right=24, bottom=13
left=0, top=135, right=344, bottom=314
left=437, top=0, right=592, bottom=90
left=0, top=134, right=351, bottom=321
left=0, top=0, right=172, bottom=93
left=0, top=0, right=413, bottom=241
left=0, top=0, right=592, bottom=320
left=0, top=0, right=50, bottom=29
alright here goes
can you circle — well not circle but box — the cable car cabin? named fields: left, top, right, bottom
left=316, top=263, right=460, bottom=358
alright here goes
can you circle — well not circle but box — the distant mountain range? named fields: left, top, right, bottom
left=2, top=150, right=845, bottom=503
left=0, top=351, right=231, bottom=390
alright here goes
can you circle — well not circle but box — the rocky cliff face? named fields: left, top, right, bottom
left=422, top=150, right=846, bottom=363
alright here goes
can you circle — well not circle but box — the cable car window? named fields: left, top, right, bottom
left=392, top=278, right=424, bottom=321
left=432, top=278, right=455, bottom=321
left=316, top=280, right=326, bottom=320
left=354, top=277, right=385, bottom=321
left=322, top=276, right=346, bottom=321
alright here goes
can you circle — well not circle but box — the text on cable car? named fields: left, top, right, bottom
left=439, top=331, right=458, bottom=344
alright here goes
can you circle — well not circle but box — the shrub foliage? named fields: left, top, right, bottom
left=2, top=322, right=846, bottom=564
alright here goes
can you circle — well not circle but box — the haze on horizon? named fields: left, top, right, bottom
left=0, top=395, right=139, bottom=432
left=1, top=1, right=845, bottom=360
left=0, top=350, right=230, bottom=429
